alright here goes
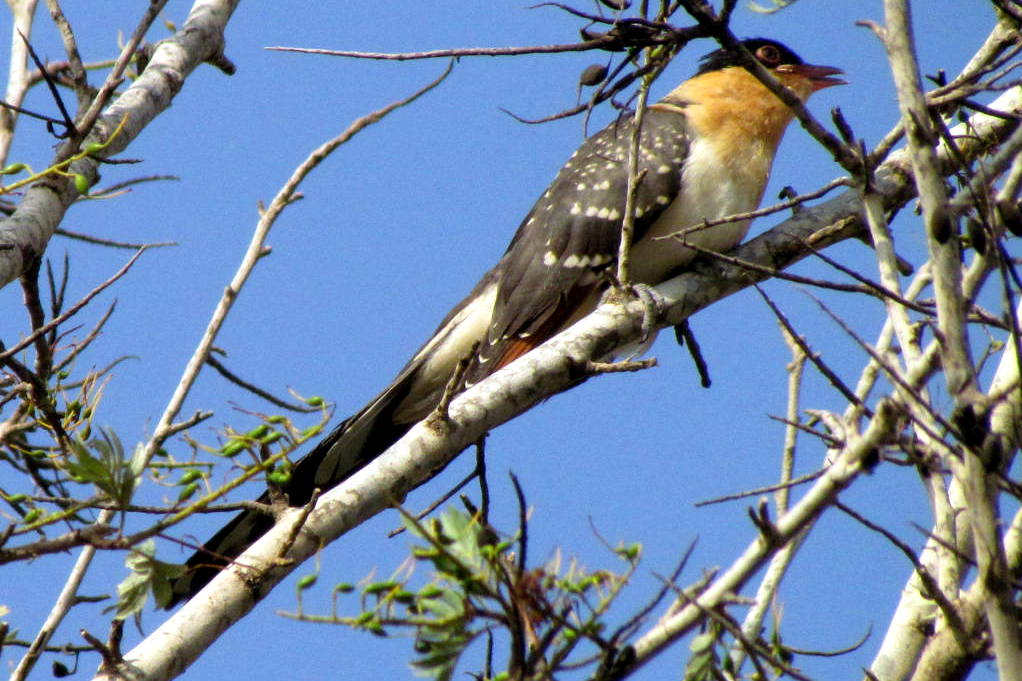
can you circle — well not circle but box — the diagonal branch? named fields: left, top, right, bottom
left=0, top=0, right=241, bottom=289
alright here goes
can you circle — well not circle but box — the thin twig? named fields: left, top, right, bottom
left=754, top=285, right=871, bottom=416
left=694, top=469, right=824, bottom=507
left=267, top=37, right=627, bottom=61
left=134, top=62, right=455, bottom=474
left=835, top=500, right=969, bottom=648
left=205, top=354, right=317, bottom=413
left=54, top=228, right=176, bottom=249
left=0, top=248, right=146, bottom=361
left=653, top=177, right=849, bottom=236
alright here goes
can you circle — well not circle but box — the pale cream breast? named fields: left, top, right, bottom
left=627, top=131, right=767, bottom=284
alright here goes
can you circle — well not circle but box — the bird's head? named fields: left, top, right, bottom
left=697, top=38, right=846, bottom=100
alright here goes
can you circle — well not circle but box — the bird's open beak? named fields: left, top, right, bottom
left=780, top=63, right=847, bottom=91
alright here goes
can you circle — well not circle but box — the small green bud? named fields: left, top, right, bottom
left=73, top=173, right=90, bottom=195
left=393, top=590, right=415, bottom=604
left=267, top=467, right=291, bottom=485
left=0, top=162, right=26, bottom=175
left=617, top=542, right=641, bottom=560
left=246, top=424, right=270, bottom=439
left=364, top=581, right=399, bottom=595
left=219, top=440, right=247, bottom=457
left=177, top=482, right=199, bottom=501
left=296, top=574, right=317, bottom=590
left=417, top=585, right=443, bottom=599
left=179, top=469, right=203, bottom=485
left=259, top=431, right=283, bottom=445
left=579, top=64, right=608, bottom=87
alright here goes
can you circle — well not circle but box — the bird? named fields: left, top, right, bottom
left=167, top=37, right=844, bottom=606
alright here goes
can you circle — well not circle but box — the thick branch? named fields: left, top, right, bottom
left=0, top=0, right=240, bottom=288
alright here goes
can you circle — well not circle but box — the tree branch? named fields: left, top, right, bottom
left=0, top=0, right=241, bottom=288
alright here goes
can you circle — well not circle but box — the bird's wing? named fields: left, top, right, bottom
left=476, top=107, right=692, bottom=373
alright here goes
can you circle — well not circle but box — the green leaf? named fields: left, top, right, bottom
left=420, top=590, right=464, bottom=620
left=689, top=631, right=715, bottom=654
left=65, top=430, right=141, bottom=507
left=113, top=540, right=184, bottom=616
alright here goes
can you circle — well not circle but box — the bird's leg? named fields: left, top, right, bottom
left=432, top=340, right=480, bottom=423
left=274, top=488, right=321, bottom=567
left=600, top=273, right=669, bottom=346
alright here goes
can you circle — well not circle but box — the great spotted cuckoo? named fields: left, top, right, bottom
left=168, top=38, right=844, bottom=606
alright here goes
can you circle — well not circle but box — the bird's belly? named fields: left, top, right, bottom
left=629, top=137, right=765, bottom=285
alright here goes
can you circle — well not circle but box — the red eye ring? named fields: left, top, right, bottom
left=756, top=45, right=781, bottom=65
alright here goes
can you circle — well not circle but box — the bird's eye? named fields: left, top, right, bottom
left=755, top=44, right=781, bottom=65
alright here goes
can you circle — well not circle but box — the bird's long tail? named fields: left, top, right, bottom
left=167, top=268, right=502, bottom=608
left=166, top=372, right=418, bottom=607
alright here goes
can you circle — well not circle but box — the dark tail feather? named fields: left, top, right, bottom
left=167, top=268, right=503, bottom=607
left=166, top=373, right=417, bottom=608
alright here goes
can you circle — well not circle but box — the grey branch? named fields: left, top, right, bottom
left=0, top=0, right=241, bottom=289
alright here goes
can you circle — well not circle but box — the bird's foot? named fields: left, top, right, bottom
left=601, top=280, right=667, bottom=345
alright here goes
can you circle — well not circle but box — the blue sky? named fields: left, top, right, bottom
left=0, top=2, right=1002, bottom=680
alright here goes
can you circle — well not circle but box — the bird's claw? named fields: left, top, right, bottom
left=602, top=281, right=667, bottom=343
